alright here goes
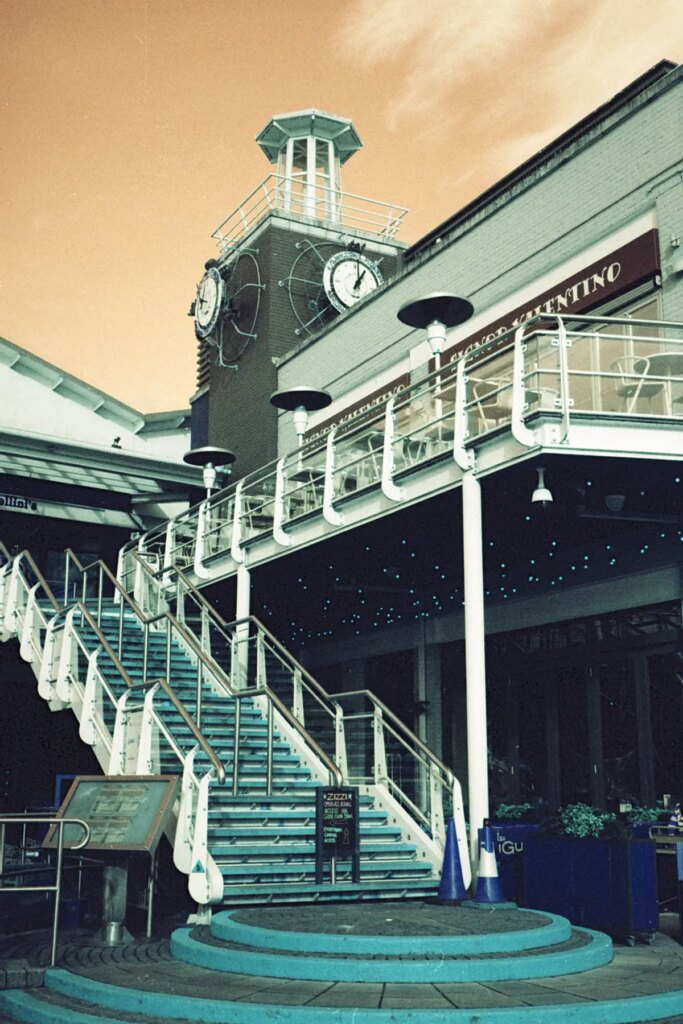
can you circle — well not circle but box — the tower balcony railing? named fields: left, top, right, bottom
left=118, top=314, right=683, bottom=590
left=211, top=174, right=408, bottom=256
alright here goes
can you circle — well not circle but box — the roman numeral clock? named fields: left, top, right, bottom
left=190, top=109, right=407, bottom=476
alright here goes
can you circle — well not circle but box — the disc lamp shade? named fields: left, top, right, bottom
left=183, top=446, right=236, bottom=496
left=397, top=293, right=474, bottom=358
left=270, top=386, right=332, bottom=444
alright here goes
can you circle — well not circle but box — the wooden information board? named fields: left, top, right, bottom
left=315, top=786, right=360, bottom=883
left=43, top=775, right=179, bottom=853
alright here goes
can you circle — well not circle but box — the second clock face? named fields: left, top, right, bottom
left=195, top=267, right=224, bottom=339
left=323, top=251, right=384, bottom=313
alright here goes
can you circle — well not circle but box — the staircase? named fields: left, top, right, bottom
left=0, top=544, right=468, bottom=909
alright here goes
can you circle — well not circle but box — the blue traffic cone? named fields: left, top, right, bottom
left=472, top=820, right=508, bottom=905
left=438, top=816, right=468, bottom=902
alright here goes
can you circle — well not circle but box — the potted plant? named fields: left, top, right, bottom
left=522, top=803, right=658, bottom=944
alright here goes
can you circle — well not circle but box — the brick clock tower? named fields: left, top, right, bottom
left=190, top=109, right=407, bottom=478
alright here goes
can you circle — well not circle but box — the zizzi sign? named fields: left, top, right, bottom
left=0, top=493, right=38, bottom=512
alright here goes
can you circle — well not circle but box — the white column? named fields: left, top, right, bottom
left=462, top=471, right=490, bottom=864
left=235, top=564, right=251, bottom=686
left=236, top=563, right=251, bottom=622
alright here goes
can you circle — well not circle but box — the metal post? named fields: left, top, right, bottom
left=462, top=471, right=490, bottom=865
left=97, top=565, right=103, bottom=626
left=232, top=699, right=241, bottom=796
left=266, top=700, right=274, bottom=796
left=146, top=850, right=156, bottom=939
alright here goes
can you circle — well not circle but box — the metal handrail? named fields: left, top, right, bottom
left=136, top=554, right=341, bottom=727
left=0, top=815, right=90, bottom=966
left=10, top=549, right=61, bottom=613
left=126, top=677, right=226, bottom=784
left=211, top=173, right=407, bottom=253
left=63, top=551, right=341, bottom=789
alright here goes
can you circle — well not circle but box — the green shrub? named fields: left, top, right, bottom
left=547, top=803, right=620, bottom=839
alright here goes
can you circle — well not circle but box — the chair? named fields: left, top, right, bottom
left=611, top=356, right=664, bottom=413
left=470, top=377, right=513, bottom=430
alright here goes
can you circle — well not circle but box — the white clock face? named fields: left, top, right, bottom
left=323, top=252, right=383, bottom=313
left=195, top=267, right=224, bottom=338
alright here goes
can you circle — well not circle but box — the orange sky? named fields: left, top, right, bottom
left=2, top=0, right=683, bottom=413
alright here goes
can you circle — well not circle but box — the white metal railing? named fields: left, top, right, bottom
left=211, top=174, right=407, bottom=255
left=118, top=314, right=683, bottom=590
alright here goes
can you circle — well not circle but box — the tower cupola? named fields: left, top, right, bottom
left=256, top=109, right=362, bottom=223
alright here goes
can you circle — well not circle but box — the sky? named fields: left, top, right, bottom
left=2, top=0, right=683, bottom=414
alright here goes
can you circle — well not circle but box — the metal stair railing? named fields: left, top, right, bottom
left=0, top=547, right=229, bottom=905
left=129, top=551, right=346, bottom=786
left=128, top=552, right=456, bottom=851
left=64, top=549, right=343, bottom=790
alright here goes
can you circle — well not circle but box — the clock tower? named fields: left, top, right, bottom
left=190, top=109, right=407, bottom=477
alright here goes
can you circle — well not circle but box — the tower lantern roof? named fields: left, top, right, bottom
left=256, top=109, right=363, bottom=164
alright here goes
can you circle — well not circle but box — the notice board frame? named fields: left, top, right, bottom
left=43, top=775, right=179, bottom=854
left=315, top=785, right=360, bottom=884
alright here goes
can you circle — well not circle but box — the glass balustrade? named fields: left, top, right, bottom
left=114, top=315, right=683, bottom=584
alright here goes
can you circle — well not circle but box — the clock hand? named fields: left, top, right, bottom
left=354, top=265, right=367, bottom=291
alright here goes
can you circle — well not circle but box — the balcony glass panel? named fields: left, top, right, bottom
left=239, top=466, right=277, bottom=542
left=281, top=441, right=327, bottom=523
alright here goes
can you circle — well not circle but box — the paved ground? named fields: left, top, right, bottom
left=0, top=904, right=681, bottom=1021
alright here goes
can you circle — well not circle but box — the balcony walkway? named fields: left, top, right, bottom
left=120, top=314, right=683, bottom=592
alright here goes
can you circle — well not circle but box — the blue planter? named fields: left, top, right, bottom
left=523, top=836, right=657, bottom=942
left=489, top=822, right=541, bottom=903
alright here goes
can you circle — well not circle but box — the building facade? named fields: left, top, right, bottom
left=182, top=61, right=683, bottom=819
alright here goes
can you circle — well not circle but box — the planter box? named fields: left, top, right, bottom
left=489, top=822, right=541, bottom=903
left=522, top=836, right=657, bottom=942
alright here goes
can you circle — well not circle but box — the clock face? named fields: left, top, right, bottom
left=323, top=251, right=384, bottom=313
left=282, top=240, right=384, bottom=337
left=194, top=267, right=224, bottom=339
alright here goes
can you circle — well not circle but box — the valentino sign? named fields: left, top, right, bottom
left=305, top=229, right=661, bottom=441
left=442, top=228, right=661, bottom=364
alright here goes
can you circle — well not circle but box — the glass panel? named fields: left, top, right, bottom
left=315, top=138, right=329, bottom=177
left=649, top=652, right=683, bottom=799
left=601, top=660, right=639, bottom=808
left=558, top=666, right=590, bottom=804
left=291, top=138, right=307, bottom=174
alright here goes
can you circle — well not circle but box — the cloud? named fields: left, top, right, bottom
left=338, top=0, right=683, bottom=135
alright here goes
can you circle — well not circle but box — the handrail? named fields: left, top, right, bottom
left=126, top=677, right=226, bottom=784
left=132, top=553, right=342, bottom=730
left=130, top=553, right=447, bottom=805
left=12, top=549, right=61, bottom=612
left=130, top=557, right=342, bottom=784
left=237, top=687, right=343, bottom=787
left=0, top=814, right=90, bottom=966
left=64, top=550, right=340, bottom=789
left=332, top=688, right=455, bottom=785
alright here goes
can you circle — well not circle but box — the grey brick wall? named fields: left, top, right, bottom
left=277, top=68, right=683, bottom=453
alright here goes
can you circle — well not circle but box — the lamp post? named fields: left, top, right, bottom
left=399, top=292, right=489, bottom=868
left=398, top=292, right=474, bottom=425
left=270, top=386, right=333, bottom=450
left=183, top=446, right=236, bottom=497
left=397, top=292, right=474, bottom=373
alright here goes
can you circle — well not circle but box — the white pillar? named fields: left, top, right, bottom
left=236, top=563, right=251, bottom=622
left=235, top=564, right=251, bottom=686
left=462, top=471, right=490, bottom=864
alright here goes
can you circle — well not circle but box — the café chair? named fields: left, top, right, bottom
left=611, top=355, right=664, bottom=413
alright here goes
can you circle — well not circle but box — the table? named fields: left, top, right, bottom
left=645, top=351, right=683, bottom=415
